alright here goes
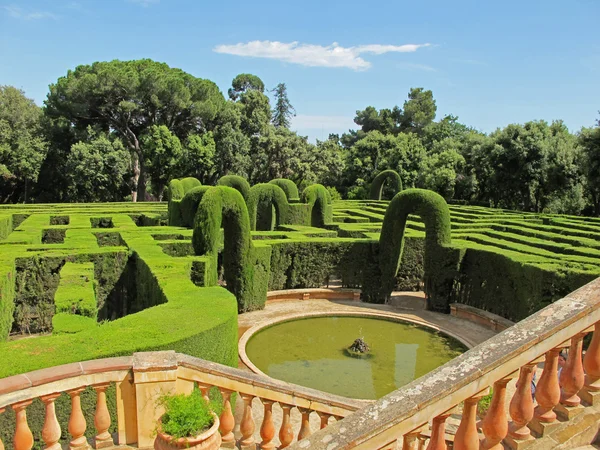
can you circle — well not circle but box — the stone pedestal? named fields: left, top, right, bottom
left=503, top=434, right=536, bottom=450
left=527, top=417, right=562, bottom=437
left=579, top=388, right=600, bottom=406
left=554, top=403, right=585, bottom=421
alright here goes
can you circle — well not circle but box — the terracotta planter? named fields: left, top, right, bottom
left=154, top=412, right=222, bottom=450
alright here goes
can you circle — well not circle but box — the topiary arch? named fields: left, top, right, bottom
left=192, top=186, right=270, bottom=312
left=180, top=186, right=210, bottom=228
left=167, top=177, right=201, bottom=226
left=363, top=189, right=458, bottom=311
left=370, top=170, right=403, bottom=200
left=217, top=175, right=251, bottom=200
left=247, top=184, right=289, bottom=231
left=302, top=184, right=332, bottom=227
left=269, top=178, right=300, bottom=201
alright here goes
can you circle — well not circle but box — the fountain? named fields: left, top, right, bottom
left=345, top=338, right=371, bottom=358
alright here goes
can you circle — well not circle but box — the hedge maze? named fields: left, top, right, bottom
left=2, top=178, right=600, bottom=381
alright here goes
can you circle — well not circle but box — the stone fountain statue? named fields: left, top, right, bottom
left=345, top=338, right=371, bottom=358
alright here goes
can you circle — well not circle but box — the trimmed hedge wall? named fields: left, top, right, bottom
left=217, top=175, right=251, bottom=200
left=167, top=177, right=202, bottom=226
left=247, top=183, right=289, bottom=231
left=193, top=186, right=271, bottom=312
left=180, top=186, right=211, bottom=228
left=364, top=189, right=457, bottom=311
left=301, top=184, right=333, bottom=227
left=269, top=178, right=300, bottom=201
left=370, top=169, right=403, bottom=200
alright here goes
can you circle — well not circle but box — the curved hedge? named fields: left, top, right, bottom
left=193, top=186, right=270, bottom=312
left=217, top=175, right=251, bottom=201
left=247, top=184, right=289, bottom=231
left=364, top=189, right=457, bottom=311
left=168, top=177, right=202, bottom=226
left=269, top=179, right=299, bottom=201
left=180, top=177, right=202, bottom=193
left=370, top=170, right=403, bottom=200
left=180, top=186, right=211, bottom=228
left=302, top=184, right=332, bottom=227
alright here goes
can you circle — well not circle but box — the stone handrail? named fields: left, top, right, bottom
left=289, top=277, right=600, bottom=449
left=267, top=287, right=361, bottom=302
left=0, top=351, right=362, bottom=449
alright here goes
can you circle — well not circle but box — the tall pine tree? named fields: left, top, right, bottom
left=271, top=83, right=296, bottom=128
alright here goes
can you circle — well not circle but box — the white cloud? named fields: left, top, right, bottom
left=214, top=40, right=431, bottom=71
left=128, top=0, right=159, bottom=6
left=292, top=115, right=355, bottom=130
left=2, top=5, right=57, bottom=19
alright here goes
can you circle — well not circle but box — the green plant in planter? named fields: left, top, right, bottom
left=158, top=389, right=223, bottom=439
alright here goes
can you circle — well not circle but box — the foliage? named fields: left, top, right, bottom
left=192, top=186, right=270, bottom=312
left=180, top=186, right=210, bottom=228
left=370, top=170, right=403, bottom=200
left=228, top=73, right=265, bottom=101
left=159, top=389, right=221, bottom=439
left=217, top=174, right=251, bottom=200
left=247, top=183, right=289, bottom=230
left=271, top=83, right=296, bottom=129
left=302, top=184, right=332, bottom=227
left=64, top=130, right=130, bottom=202
left=44, top=59, right=224, bottom=201
left=180, top=132, right=216, bottom=183
left=142, top=125, right=183, bottom=199
left=366, top=189, right=456, bottom=311
left=269, top=178, right=300, bottom=200
left=0, top=86, right=48, bottom=203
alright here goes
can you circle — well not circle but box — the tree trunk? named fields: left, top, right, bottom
left=131, top=153, right=140, bottom=202
left=136, top=151, right=146, bottom=202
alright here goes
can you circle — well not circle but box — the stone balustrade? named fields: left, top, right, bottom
left=0, top=351, right=362, bottom=449
left=289, top=277, right=600, bottom=449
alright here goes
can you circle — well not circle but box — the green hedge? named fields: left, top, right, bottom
left=370, top=169, right=403, bottom=200
left=193, top=186, right=270, bottom=312
left=247, top=183, right=289, bottom=231
left=0, top=214, right=12, bottom=240
left=53, top=262, right=97, bottom=318
left=0, top=260, right=15, bottom=340
left=180, top=186, right=211, bottom=228
left=301, top=184, right=332, bottom=227
left=366, top=189, right=456, bottom=310
left=217, top=175, right=251, bottom=200
left=180, top=176, right=202, bottom=193
left=167, top=177, right=202, bottom=226
left=269, top=178, right=300, bottom=201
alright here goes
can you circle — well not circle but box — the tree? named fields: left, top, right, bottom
left=239, top=90, right=271, bottom=136
left=580, top=120, right=600, bottom=214
left=271, top=83, right=296, bottom=129
left=400, top=87, right=437, bottom=134
left=64, top=130, right=130, bottom=202
left=44, top=59, right=224, bottom=201
left=0, top=86, right=48, bottom=203
left=418, top=149, right=466, bottom=199
left=141, top=125, right=183, bottom=200
left=180, top=132, right=215, bottom=183
left=228, top=74, right=265, bottom=101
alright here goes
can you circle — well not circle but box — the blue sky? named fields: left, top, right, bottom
left=1, top=0, right=599, bottom=141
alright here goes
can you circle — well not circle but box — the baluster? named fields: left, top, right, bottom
left=426, top=412, right=450, bottom=450
left=584, top=323, right=600, bottom=391
left=0, top=408, right=4, bottom=450
left=481, top=380, right=509, bottom=450
left=41, top=394, right=62, bottom=450
left=508, top=364, right=535, bottom=440
left=259, top=399, right=276, bottom=450
left=197, top=382, right=211, bottom=402
left=12, top=400, right=34, bottom=450
left=454, top=393, right=485, bottom=450
left=560, top=333, right=585, bottom=407
left=68, top=388, right=88, bottom=450
left=279, top=404, right=294, bottom=448
left=239, top=394, right=255, bottom=449
left=402, top=427, right=426, bottom=450
left=534, top=349, right=561, bottom=423
left=93, top=383, right=113, bottom=449
left=219, top=389, right=235, bottom=448
left=317, top=411, right=330, bottom=429
left=297, top=408, right=312, bottom=440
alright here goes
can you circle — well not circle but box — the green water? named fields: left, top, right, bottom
left=246, top=316, right=466, bottom=400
